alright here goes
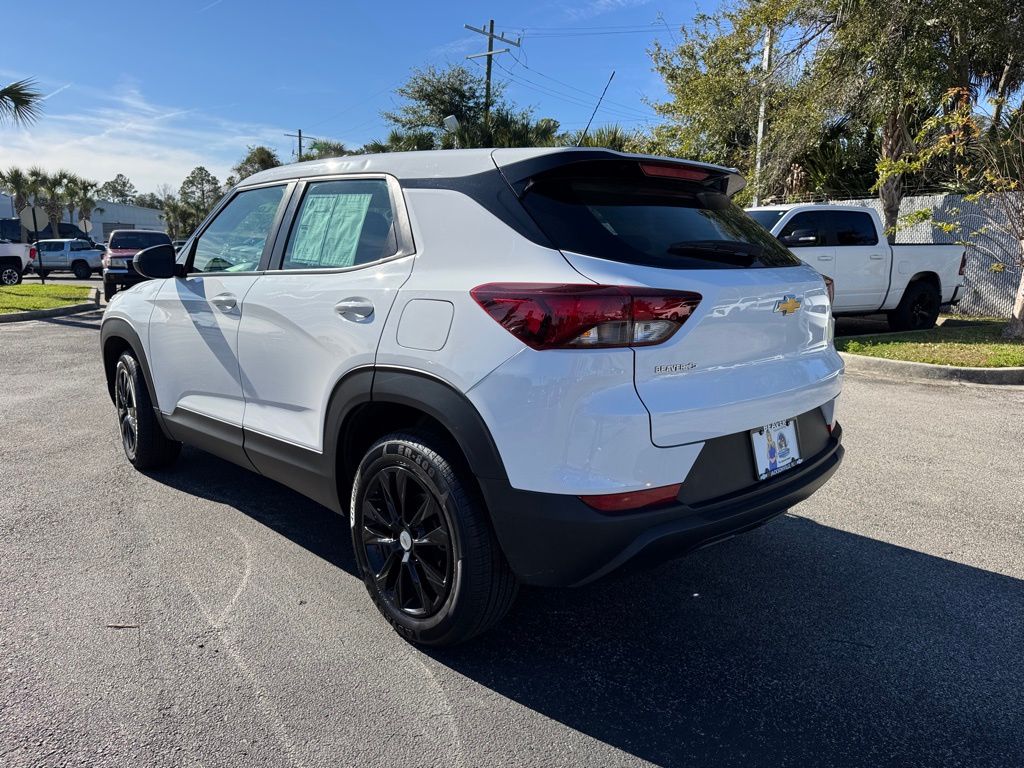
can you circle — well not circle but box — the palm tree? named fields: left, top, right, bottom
left=63, top=173, right=85, bottom=225
left=0, top=79, right=42, bottom=126
left=36, top=171, right=70, bottom=238
left=0, top=167, right=34, bottom=213
left=73, top=179, right=99, bottom=235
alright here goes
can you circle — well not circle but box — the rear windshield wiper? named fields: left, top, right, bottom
left=666, top=240, right=765, bottom=267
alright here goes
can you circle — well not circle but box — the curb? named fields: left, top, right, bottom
left=839, top=351, right=1024, bottom=385
left=0, top=287, right=101, bottom=324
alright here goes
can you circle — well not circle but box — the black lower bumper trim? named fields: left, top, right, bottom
left=480, top=423, right=844, bottom=587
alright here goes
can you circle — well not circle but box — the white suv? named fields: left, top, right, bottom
left=100, top=148, right=844, bottom=645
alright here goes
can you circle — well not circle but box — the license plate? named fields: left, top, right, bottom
left=750, top=419, right=802, bottom=480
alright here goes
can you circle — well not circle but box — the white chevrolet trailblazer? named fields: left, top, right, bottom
left=101, top=148, right=845, bottom=645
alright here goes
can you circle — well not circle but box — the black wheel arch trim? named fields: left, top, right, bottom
left=241, top=366, right=509, bottom=516
left=100, top=317, right=173, bottom=438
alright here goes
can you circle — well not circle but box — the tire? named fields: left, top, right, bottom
left=104, top=282, right=116, bottom=302
left=113, top=351, right=181, bottom=470
left=351, top=431, right=518, bottom=646
left=887, top=280, right=941, bottom=331
left=0, top=261, right=22, bottom=286
left=71, top=261, right=92, bottom=279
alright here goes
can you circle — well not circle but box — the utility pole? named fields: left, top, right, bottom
left=284, top=129, right=304, bottom=160
left=752, top=26, right=772, bottom=206
left=465, top=20, right=520, bottom=123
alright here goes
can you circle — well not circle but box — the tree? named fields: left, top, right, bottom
left=646, top=0, right=1024, bottom=230
left=133, top=192, right=164, bottom=210
left=300, top=139, right=352, bottom=161
left=179, top=166, right=222, bottom=223
left=98, top=174, right=137, bottom=205
left=233, top=145, right=281, bottom=180
left=0, top=78, right=42, bottom=126
left=559, top=124, right=633, bottom=151
left=36, top=171, right=70, bottom=238
left=368, top=63, right=560, bottom=151
left=880, top=94, right=1024, bottom=337
left=0, top=167, right=34, bottom=213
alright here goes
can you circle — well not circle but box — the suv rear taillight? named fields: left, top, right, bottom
left=959, top=252, right=967, bottom=276
left=471, top=283, right=702, bottom=350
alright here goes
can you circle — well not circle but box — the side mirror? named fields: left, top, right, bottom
left=133, top=244, right=178, bottom=279
left=780, top=228, right=819, bottom=247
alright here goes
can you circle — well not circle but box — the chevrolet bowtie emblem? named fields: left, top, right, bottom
left=774, top=295, right=801, bottom=315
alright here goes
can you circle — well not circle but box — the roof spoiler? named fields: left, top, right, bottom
left=492, top=148, right=746, bottom=198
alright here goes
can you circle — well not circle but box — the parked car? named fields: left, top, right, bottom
left=0, top=239, right=36, bottom=285
left=746, top=204, right=966, bottom=330
left=102, top=229, right=173, bottom=301
left=100, top=148, right=845, bottom=646
left=31, top=238, right=104, bottom=279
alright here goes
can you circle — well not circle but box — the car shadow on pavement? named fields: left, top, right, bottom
left=146, top=449, right=1023, bottom=767
left=149, top=446, right=358, bottom=577
left=429, top=515, right=1024, bottom=768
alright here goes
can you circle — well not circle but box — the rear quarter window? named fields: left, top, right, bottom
left=519, top=160, right=800, bottom=270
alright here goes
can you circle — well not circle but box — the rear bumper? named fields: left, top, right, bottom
left=481, top=422, right=844, bottom=587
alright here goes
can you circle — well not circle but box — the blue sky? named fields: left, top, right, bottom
left=1, top=0, right=704, bottom=194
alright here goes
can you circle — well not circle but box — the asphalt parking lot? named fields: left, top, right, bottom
left=2, top=311, right=1023, bottom=767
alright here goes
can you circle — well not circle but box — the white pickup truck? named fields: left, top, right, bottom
left=0, top=240, right=36, bottom=286
left=746, top=204, right=965, bottom=330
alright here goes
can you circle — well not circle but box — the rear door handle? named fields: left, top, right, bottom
left=869, top=253, right=885, bottom=260
left=817, top=255, right=833, bottom=262
left=211, top=293, right=237, bottom=312
left=335, top=298, right=374, bottom=321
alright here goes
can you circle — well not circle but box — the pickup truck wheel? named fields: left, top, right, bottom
left=888, top=281, right=941, bottom=331
left=71, top=261, right=92, bottom=279
left=114, top=352, right=181, bottom=469
left=0, top=263, right=22, bottom=286
left=352, top=431, right=518, bottom=646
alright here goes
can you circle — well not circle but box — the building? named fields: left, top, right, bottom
left=1, top=193, right=165, bottom=242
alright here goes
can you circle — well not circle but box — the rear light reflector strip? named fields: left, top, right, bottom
left=580, top=483, right=682, bottom=513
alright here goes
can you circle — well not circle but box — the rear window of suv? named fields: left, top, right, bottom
left=518, top=160, right=801, bottom=269
left=109, top=231, right=171, bottom=250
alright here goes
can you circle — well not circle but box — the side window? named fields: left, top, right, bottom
left=832, top=211, right=879, bottom=246
left=779, top=212, right=826, bottom=247
left=190, top=186, right=285, bottom=274
left=282, top=179, right=397, bottom=271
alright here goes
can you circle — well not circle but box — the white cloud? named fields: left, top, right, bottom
left=0, top=81, right=290, bottom=192
left=563, top=0, right=652, bottom=21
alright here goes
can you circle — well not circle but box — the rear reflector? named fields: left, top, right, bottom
left=639, top=162, right=710, bottom=182
left=471, top=283, right=702, bottom=350
left=580, top=483, right=682, bottom=513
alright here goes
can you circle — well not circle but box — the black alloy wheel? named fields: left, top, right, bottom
left=360, top=465, right=453, bottom=617
left=114, top=359, right=139, bottom=460
left=909, top=288, right=939, bottom=329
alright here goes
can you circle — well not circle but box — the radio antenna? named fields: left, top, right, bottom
left=578, top=70, right=615, bottom=147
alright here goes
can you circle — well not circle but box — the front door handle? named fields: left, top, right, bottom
left=817, top=255, right=834, bottom=262
left=335, top=298, right=374, bottom=321
left=211, top=292, right=237, bottom=312
left=869, top=253, right=885, bottom=260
